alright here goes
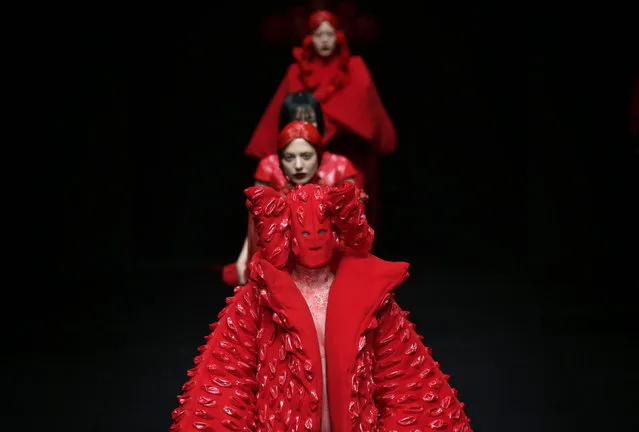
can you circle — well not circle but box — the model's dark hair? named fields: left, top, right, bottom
left=278, top=91, right=326, bottom=137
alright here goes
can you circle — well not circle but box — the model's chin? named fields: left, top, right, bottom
left=317, top=49, right=334, bottom=57
left=299, top=257, right=332, bottom=269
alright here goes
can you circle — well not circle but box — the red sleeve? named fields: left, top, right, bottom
left=373, top=298, right=473, bottom=431
left=339, top=157, right=359, bottom=182
left=322, top=57, right=397, bottom=154
left=247, top=213, right=258, bottom=263
left=169, top=284, right=261, bottom=431
left=361, top=61, right=397, bottom=155
left=244, top=65, right=301, bottom=159
left=253, top=156, right=277, bottom=184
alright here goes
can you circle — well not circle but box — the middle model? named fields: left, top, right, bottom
left=223, top=118, right=361, bottom=287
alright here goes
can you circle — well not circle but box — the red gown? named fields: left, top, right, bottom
left=245, top=54, right=396, bottom=229
left=221, top=152, right=360, bottom=287
left=170, top=254, right=474, bottom=432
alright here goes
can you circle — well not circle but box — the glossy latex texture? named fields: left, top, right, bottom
left=288, top=184, right=336, bottom=268
left=278, top=120, right=322, bottom=151
left=323, top=181, right=374, bottom=254
left=244, top=182, right=371, bottom=271
left=169, top=253, right=474, bottom=432
left=245, top=186, right=291, bottom=269
left=221, top=166, right=361, bottom=288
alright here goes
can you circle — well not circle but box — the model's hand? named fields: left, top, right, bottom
left=236, top=257, right=247, bottom=285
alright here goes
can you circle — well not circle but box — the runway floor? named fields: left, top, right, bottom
left=9, top=255, right=634, bottom=431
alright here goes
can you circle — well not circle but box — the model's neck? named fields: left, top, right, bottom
left=314, top=52, right=336, bottom=65
left=291, top=264, right=333, bottom=286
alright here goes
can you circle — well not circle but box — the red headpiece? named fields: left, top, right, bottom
left=308, top=10, right=339, bottom=31
left=278, top=120, right=323, bottom=151
left=244, top=182, right=374, bottom=270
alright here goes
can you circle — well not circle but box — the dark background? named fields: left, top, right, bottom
left=16, top=2, right=638, bottom=431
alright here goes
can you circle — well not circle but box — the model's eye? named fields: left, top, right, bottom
left=318, top=229, right=326, bottom=235
left=302, top=231, right=310, bottom=237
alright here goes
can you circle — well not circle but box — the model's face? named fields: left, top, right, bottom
left=312, top=21, right=337, bottom=57
left=280, top=138, right=319, bottom=184
left=294, top=106, right=318, bottom=128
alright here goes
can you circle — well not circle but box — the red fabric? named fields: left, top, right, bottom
left=223, top=154, right=360, bottom=288
left=308, top=10, right=339, bottom=30
left=245, top=14, right=395, bottom=237
left=326, top=132, right=381, bottom=228
left=278, top=120, right=323, bottom=151
left=244, top=55, right=396, bottom=159
left=245, top=186, right=292, bottom=270
left=288, top=186, right=337, bottom=268
left=323, top=181, right=374, bottom=254
left=170, top=255, right=474, bottom=431
left=295, top=10, right=349, bottom=105
left=244, top=55, right=394, bottom=232
left=177, top=184, right=472, bottom=429
left=247, top=182, right=373, bottom=259
left=293, top=34, right=350, bottom=104
left=221, top=263, right=239, bottom=287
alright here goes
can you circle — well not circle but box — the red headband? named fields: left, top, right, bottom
left=278, top=121, right=322, bottom=151
left=308, top=10, right=339, bottom=31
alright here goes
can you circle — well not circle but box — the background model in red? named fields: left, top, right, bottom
left=170, top=182, right=473, bottom=431
left=223, top=118, right=360, bottom=287
left=245, top=9, right=396, bottom=230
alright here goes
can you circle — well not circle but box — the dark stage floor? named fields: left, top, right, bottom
left=11, top=253, right=634, bottom=431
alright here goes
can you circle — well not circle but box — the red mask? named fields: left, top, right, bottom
left=288, top=184, right=336, bottom=268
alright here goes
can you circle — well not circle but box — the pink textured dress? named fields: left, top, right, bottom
left=291, top=266, right=334, bottom=432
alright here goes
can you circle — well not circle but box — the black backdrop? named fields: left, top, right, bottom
left=19, top=2, right=639, bottom=431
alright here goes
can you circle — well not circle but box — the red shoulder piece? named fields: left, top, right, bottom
left=324, top=181, right=374, bottom=253
left=254, top=155, right=288, bottom=191
left=317, top=152, right=361, bottom=187
left=373, top=297, right=473, bottom=431
left=169, top=283, right=261, bottom=431
left=321, top=56, right=397, bottom=154
left=221, top=262, right=240, bottom=287
left=254, top=155, right=278, bottom=183
left=244, top=65, right=305, bottom=159
left=335, top=154, right=360, bottom=184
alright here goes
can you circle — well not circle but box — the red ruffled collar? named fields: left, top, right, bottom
left=292, top=31, right=351, bottom=103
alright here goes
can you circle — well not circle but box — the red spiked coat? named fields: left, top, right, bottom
left=171, top=254, right=473, bottom=431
